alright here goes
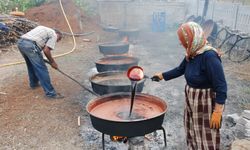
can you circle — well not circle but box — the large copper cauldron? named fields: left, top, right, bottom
left=95, top=55, right=139, bottom=72
left=86, top=92, right=167, bottom=137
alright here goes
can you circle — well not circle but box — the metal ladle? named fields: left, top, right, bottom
left=127, top=66, right=144, bottom=117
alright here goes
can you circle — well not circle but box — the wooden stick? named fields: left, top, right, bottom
left=77, top=116, right=81, bottom=126
left=0, top=92, right=7, bottom=95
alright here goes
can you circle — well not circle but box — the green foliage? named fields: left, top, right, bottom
left=0, top=0, right=47, bottom=13
left=243, top=87, right=250, bottom=95
left=219, top=0, right=250, bottom=5
left=74, top=0, right=97, bottom=16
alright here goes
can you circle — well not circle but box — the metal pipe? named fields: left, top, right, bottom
left=234, top=4, right=240, bottom=29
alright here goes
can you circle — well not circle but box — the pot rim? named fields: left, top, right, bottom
left=98, top=42, right=129, bottom=47
left=119, top=28, right=140, bottom=32
left=86, top=92, right=168, bottom=123
left=89, top=71, right=145, bottom=85
left=95, top=55, right=139, bottom=65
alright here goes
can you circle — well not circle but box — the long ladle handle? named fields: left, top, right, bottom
left=56, top=68, right=98, bottom=96
left=44, top=59, right=98, bottom=96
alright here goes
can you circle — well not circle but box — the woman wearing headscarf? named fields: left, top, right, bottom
left=152, top=22, right=227, bottom=150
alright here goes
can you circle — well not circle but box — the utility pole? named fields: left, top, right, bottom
left=197, top=0, right=199, bottom=16
left=202, top=0, right=209, bottom=21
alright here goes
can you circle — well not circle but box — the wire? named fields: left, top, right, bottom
left=62, top=31, right=95, bottom=37
left=0, top=0, right=76, bottom=68
left=55, top=0, right=76, bottom=57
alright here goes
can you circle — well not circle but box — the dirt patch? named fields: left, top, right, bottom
left=223, top=58, right=250, bottom=81
left=0, top=33, right=105, bottom=148
left=25, top=0, right=100, bottom=33
left=0, top=71, right=83, bottom=149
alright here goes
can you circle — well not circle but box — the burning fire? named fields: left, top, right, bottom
left=110, top=136, right=128, bottom=143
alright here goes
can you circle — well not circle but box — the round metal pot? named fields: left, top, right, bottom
left=102, top=26, right=119, bottom=32
left=98, top=42, right=129, bottom=55
left=185, top=15, right=196, bottom=22
left=86, top=92, right=167, bottom=137
left=201, top=19, right=218, bottom=43
left=95, top=56, right=139, bottom=72
left=201, top=19, right=218, bottom=38
left=118, top=28, right=139, bottom=39
left=90, top=71, right=145, bottom=95
left=193, top=16, right=204, bottom=24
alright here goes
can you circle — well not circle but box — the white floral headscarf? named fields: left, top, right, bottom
left=177, top=22, right=217, bottom=60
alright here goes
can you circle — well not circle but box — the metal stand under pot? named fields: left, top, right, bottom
left=86, top=93, right=168, bottom=150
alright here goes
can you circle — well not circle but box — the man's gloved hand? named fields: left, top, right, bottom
left=151, top=72, right=163, bottom=82
left=210, top=103, right=224, bottom=129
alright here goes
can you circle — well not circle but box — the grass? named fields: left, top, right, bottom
left=220, top=0, right=250, bottom=5
left=243, top=87, right=250, bottom=95
left=240, top=103, right=250, bottom=109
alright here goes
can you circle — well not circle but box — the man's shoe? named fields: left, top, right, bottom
left=47, top=93, right=64, bottom=99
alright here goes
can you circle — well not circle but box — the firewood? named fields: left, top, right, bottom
left=0, top=15, right=38, bottom=48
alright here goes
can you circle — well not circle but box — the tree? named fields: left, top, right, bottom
left=0, top=0, right=47, bottom=13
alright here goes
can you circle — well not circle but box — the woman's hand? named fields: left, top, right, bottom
left=210, top=112, right=222, bottom=129
left=210, top=103, right=224, bottom=129
left=151, top=72, right=163, bottom=82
